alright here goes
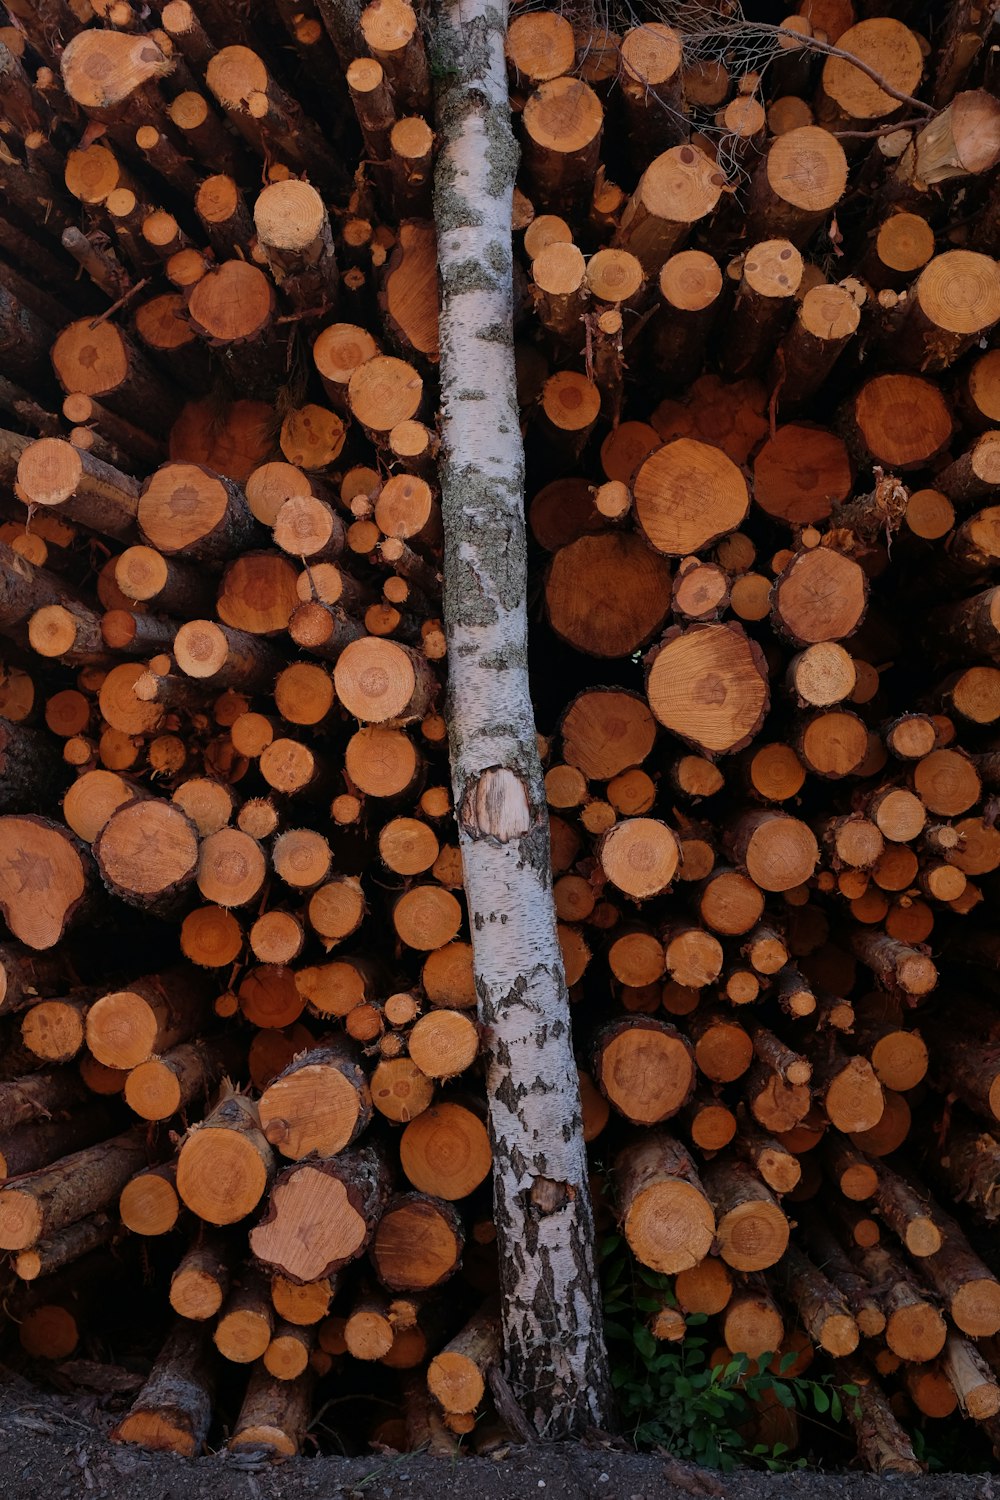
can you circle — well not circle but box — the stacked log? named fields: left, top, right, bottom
left=0, top=0, right=998, bottom=1473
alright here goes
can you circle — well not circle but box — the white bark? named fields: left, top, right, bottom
left=432, top=0, right=610, bottom=1438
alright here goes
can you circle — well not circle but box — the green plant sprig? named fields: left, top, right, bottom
left=600, top=1233, right=860, bottom=1473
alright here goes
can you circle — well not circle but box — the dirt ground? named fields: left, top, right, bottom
left=0, top=1375, right=995, bottom=1500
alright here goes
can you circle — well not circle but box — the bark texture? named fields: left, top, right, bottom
left=432, top=0, right=610, bottom=1437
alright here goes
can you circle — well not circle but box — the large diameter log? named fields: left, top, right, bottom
left=137, top=462, right=255, bottom=565
left=614, top=144, right=725, bottom=274
left=15, top=439, right=139, bottom=541
left=545, top=532, right=672, bottom=657
left=50, top=318, right=178, bottom=433
left=633, top=438, right=749, bottom=555
left=520, top=77, right=603, bottom=215
left=818, top=18, right=923, bottom=126
left=881, top=251, right=1000, bottom=371
left=727, top=809, right=818, bottom=893
left=113, top=1320, right=215, bottom=1458
left=844, top=374, right=953, bottom=471
left=747, top=127, right=847, bottom=245
left=771, top=546, right=867, bottom=646
left=560, top=688, right=656, bottom=781
left=593, top=1017, right=694, bottom=1125
left=597, top=818, right=679, bottom=899
left=370, top=1192, right=464, bottom=1292
left=398, top=1102, right=491, bottom=1199
left=615, top=1133, right=715, bottom=1274
left=333, top=637, right=437, bottom=725
left=249, top=1144, right=390, bottom=1283
left=94, top=800, right=199, bottom=917
left=0, top=1128, right=147, bottom=1250
left=645, top=624, right=769, bottom=756
left=0, top=816, right=93, bottom=949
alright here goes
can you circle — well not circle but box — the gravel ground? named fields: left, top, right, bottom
left=0, top=1374, right=996, bottom=1500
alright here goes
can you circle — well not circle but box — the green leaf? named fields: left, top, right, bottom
left=812, top=1387, right=830, bottom=1414
left=634, top=1325, right=657, bottom=1360
left=831, top=1392, right=843, bottom=1423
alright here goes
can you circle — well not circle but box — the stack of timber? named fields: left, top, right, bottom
left=0, top=0, right=998, bottom=1471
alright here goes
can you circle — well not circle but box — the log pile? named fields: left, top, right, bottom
left=0, top=0, right=999, bottom=1471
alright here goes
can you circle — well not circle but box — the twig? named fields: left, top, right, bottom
left=736, top=23, right=935, bottom=115
left=487, top=1363, right=537, bottom=1444
left=87, top=278, right=150, bottom=329
left=615, top=15, right=934, bottom=116
left=832, top=119, right=928, bottom=138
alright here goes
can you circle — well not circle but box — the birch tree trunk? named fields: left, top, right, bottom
left=431, top=0, right=612, bottom=1438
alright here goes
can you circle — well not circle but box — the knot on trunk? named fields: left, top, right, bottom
left=460, top=766, right=532, bottom=842
left=528, top=1176, right=574, bottom=1215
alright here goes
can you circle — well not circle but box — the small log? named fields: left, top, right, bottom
left=615, top=1133, right=715, bottom=1274
left=839, top=1357, right=923, bottom=1474
left=176, top=1092, right=275, bottom=1227
left=113, top=1320, right=215, bottom=1458
left=229, top=1366, right=313, bottom=1457
left=170, top=1235, right=230, bottom=1322
left=0, top=1128, right=147, bottom=1250
left=426, top=1300, right=499, bottom=1416
left=214, top=1268, right=274, bottom=1364
left=702, top=1159, right=790, bottom=1272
